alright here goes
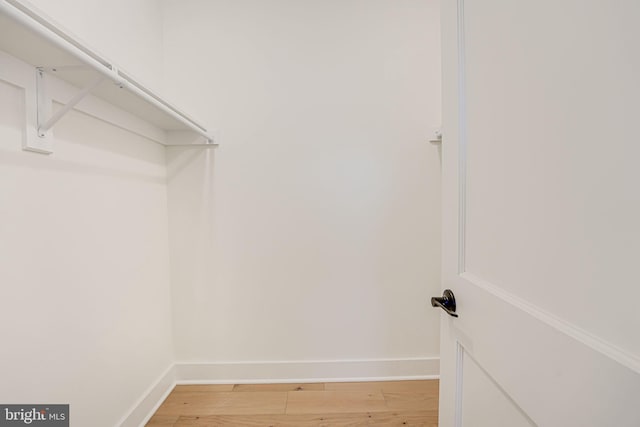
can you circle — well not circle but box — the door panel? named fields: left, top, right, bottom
left=463, top=0, right=640, bottom=358
left=444, top=277, right=640, bottom=426
left=439, top=1, right=640, bottom=426
left=461, top=349, right=533, bottom=427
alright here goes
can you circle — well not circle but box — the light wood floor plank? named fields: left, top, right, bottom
left=154, top=391, right=287, bottom=416
left=232, top=382, right=325, bottom=392
left=173, top=384, right=235, bottom=393
left=384, top=392, right=439, bottom=412
left=285, top=391, right=388, bottom=414
left=147, top=380, right=439, bottom=426
left=367, top=410, right=438, bottom=426
left=145, top=414, right=179, bottom=426
left=325, top=380, right=439, bottom=394
left=173, top=410, right=437, bottom=426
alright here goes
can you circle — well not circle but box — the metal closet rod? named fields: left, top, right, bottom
left=0, top=0, right=215, bottom=144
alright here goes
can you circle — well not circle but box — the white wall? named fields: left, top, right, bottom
left=0, top=78, right=174, bottom=427
left=0, top=2, right=173, bottom=426
left=27, top=0, right=165, bottom=91
left=163, top=0, right=442, bottom=377
left=0, top=5, right=442, bottom=426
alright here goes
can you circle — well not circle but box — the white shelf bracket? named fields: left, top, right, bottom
left=2, top=0, right=215, bottom=148
left=36, top=67, right=105, bottom=137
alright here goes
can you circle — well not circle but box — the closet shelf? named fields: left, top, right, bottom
left=0, top=0, right=216, bottom=150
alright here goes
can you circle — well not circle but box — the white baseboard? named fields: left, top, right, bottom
left=119, top=357, right=439, bottom=426
left=175, top=357, right=439, bottom=384
left=117, top=364, right=176, bottom=427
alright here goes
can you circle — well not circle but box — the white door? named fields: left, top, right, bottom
left=438, top=1, right=640, bottom=426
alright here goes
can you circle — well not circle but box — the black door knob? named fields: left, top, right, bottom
left=431, top=289, right=458, bottom=317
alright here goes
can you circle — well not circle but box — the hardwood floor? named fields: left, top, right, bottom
left=147, top=380, right=438, bottom=426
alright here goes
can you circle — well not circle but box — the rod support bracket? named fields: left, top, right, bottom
left=36, top=68, right=105, bottom=138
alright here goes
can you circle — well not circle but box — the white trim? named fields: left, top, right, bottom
left=461, top=272, right=640, bottom=375
left=456, top=0, right=468, bottom=275
left=116, top=364, right=175, bottom=427
left=0, top=50, right=52, bottom=153
left=454, top=341, right=464, bottom=427
left=176, top=356, right=434, bottom=365
left=177, top=375, right=440, bottom=385
left=175, top=357, right=439, bottom=384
